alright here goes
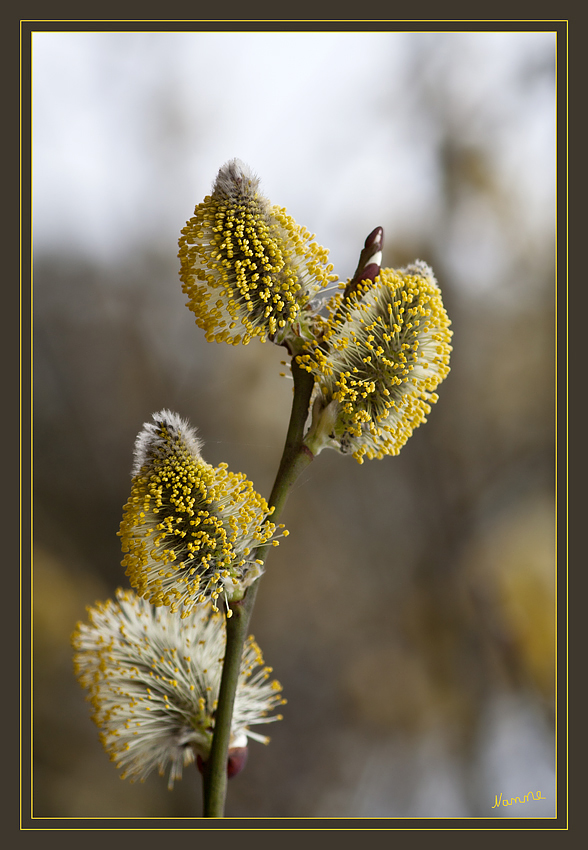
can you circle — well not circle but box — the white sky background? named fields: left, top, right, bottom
left=32, top=31, right=556, bottom=291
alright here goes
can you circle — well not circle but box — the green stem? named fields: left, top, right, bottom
left=202, top=358, right=315, bottom=817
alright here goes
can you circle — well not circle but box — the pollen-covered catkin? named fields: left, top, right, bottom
left=119, top=410, right=285, bottom=616
left=300, top=262, right=452, bottom=462
left=178, top=158, right=337, bottom=347
left=72, top=589, right=285, bottom=788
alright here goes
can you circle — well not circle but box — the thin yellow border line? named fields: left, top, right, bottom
left=554, top=27, right=558, bottom=821
left=20, top=17, right=24, bottom=833
left=18, top=18, right=569, bottom=22
left=565, top=18, right=569, bottom=829
left=30, top=23, right=34, bottom=824
left=24, top=23, right=566, bottom=828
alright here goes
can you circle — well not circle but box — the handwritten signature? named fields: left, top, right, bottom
left=492, top=792, right=546, bottom=809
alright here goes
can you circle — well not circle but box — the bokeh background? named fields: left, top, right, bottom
left=32, top=30, right=556, bottom=819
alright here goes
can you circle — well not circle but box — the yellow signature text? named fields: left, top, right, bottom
left=492, top=791, right=546, bottom=809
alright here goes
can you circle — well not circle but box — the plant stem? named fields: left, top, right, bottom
left=202, top=358, right=315, bottom=817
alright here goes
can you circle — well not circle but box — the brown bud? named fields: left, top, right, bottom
left=344, top=226, right=384, bottom=299
left=356, top=262, right=381, bottom=284
left=196, top=746, right=249, bottom=779
left=227, top=746, right=248, bottom=779
left=364, top=225, right=384, bottom=254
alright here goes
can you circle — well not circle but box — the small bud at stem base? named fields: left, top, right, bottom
left=197, top=746, right=249, bottom=780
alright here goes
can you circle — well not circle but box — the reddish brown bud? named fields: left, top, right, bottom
left=364, top=226, right=384, bottom=253
left=196, top=746, right=249, bottom=779
left=227, top=746, right=248, bottom=778
left=344, top=226, right=384, bottom=300
left=357, top=262, right=381, bottom=284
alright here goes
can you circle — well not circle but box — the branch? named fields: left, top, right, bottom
left=201, top=358, right=315, bottom=817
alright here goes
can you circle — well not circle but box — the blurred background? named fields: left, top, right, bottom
left=32, top=30, right=556, bottom=819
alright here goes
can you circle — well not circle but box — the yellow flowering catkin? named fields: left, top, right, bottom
left=178, top=158, right=336, bottom=346
left=300, top=262, right=453, bottom=463
left=118, top=410, right=284, bottom=616
left=72, top=589, right=285, bottom=789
